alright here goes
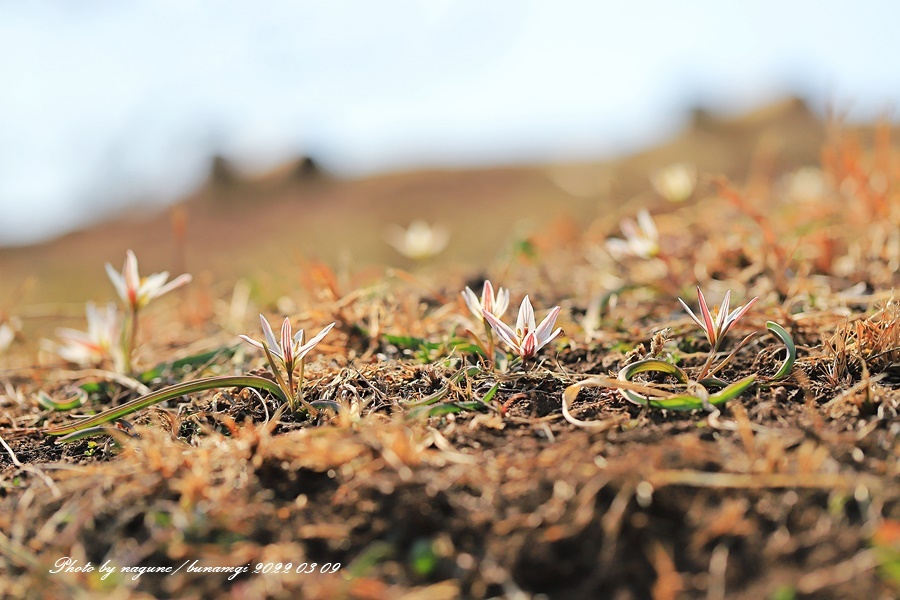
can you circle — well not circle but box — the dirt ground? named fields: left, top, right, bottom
left=1, top=99, right=898, bottom=599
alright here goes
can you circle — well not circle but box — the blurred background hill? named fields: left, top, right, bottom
left=1, top=1, right=899, bottom=306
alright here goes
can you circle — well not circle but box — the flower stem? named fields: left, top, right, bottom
left=121, top=305, right=139, bottom=373
left=697, top=342, right=720, bottom=380
left=293, top=358, right=317, bottom=415
left=483, top=318, right=496, bottom=369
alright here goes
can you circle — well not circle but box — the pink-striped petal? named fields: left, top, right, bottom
left=722, top=296, right=758, bottom=337
left=295, top=322, right=336, bottom=361
left=259, top=315, right=282, bottom=358
left=715, top=290, right=732, bottom=337
left=520, top=332, right=537, bottom=359
left=280, top=318, right=294, bottom=366
left=482, top=280, right=494, bottom=313
left=462, top=287, right=482, bottom=320
left=534, top=305, right=561, bottom=344
left=696, top=287, right=717, bottom=345
left=483, top=309, right=521, bottom=354
left=124, top=250, right=141, bottom=297
left=678, top=297, right=706, bottom=332
left=536, top=327, right=563, bottom=351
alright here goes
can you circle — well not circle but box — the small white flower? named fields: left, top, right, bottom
left=482, top=296, right=563, bottom=360
left=240, top=314, right=335, bottom=374
left=106, top=249, right=192, bottom=310
left=651, top=163, right=696, bottom=203
left=678, top=287, right=758, bottom=350
left=385, top=221, right=450, bottom=260
left=462, top=280, right=510, bottom=322
left=54, top=302, right=123, bottom=368
left=0, top=322, right=15, bottom=353
left=606, top=209, right=660, bottom=259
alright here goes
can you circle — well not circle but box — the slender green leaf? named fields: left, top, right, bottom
left=36, top=389, right=86, bottom=412
left=403, top=366, right=481, bottom=407
left=138, top=346, right=237, bottom=382
left=480, top=382, right=500, bottom=405
left=766, top=321, right=796, bottom=381
left=617, top=358, right=756, bottom=410
left=44, top=375, right=288, bottom=438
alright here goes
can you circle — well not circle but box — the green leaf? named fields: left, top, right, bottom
left=766, top=321, right=796, bottom=381
left=44, top=375, right=289, bottom=440
left=479, top=382, right=500, bottom=405
left=138, top=345, right=237, bottom=383
left=384, top=334, right=438, bottom=351
left=409, top=539, right=439, bottom=577
left=383, top=334, right=485, bottom=358
left=617, top=358, right=756, bottom=410
left=408, top=401, right=485, bottom=419
left=36, top=389, right=86, bottom=411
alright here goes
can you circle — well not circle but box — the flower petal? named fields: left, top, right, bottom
left=482, top=280, right=495, bottom=313
left=259, top=315, right=282, bottom=359
left=520, top=332, right=537, bottom=359
left=105, top=263, right=127, bottom=303
left=238, top=335, right=265, bottom=351
left=722, top=296, right=758, bottom=337
left=280, top=318, right=294, bottom=366
left=151, top=273, right=192, bottom=300
left=696, top=287, right=717, bottom=345
left=483, top=309, right=520, bottom=354
left=534, top=305, right=561, bottom=344
left=604, top=238, right=631, bottom=260
left=678, top=297, right=706, bottom=332
left=295, top=322, right=336, bottom=360
left=124, top=250, right=141, bottom=295
left=637, top=209, right=658, bottom=240
left=462, top=287, right=482, bottom=320
left=516, top=296, right=536, bottom=337
left=716, top=290, right=732, bottom=337
left=535, top=327, right=563, bottom=352
left=141, top=272, right=171, bottom=300
left=494, top=287, right=510, bottom=317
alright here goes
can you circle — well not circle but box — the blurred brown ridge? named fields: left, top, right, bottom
left=0, top=96, right=875, bottom=305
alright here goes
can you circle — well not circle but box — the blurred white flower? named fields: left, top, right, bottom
left=783, top=167, right=829, bottom=203
left=462, top=279, right=510, bottom=322
left=0, top=322, right=15, bottom=353
left=106, top=249, right=192, bottom=310
left=651, top=163, right=696, bottom=203
left=606, top=209, right=660, bottom=260
left=54, top=302, right=123, bottom=369
left=385, top=221, right=449, bottom=260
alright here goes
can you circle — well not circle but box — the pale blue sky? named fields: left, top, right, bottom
left=1, top=0, right=898, bottom=245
